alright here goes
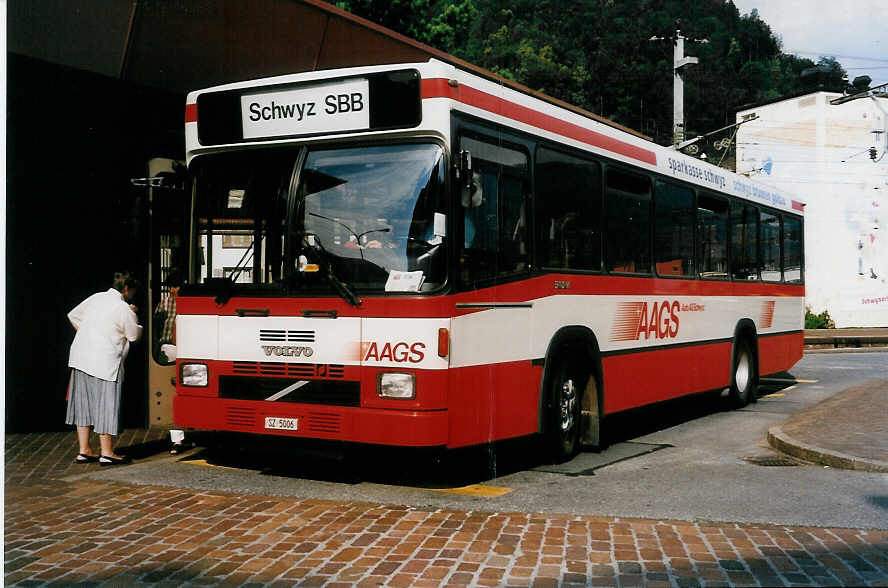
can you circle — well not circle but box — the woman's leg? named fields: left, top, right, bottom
left=76, top=426, right=95, bottom=455
left=98, top=434, right=131, bottom=464
left=99, top=433, right=118, bottom=458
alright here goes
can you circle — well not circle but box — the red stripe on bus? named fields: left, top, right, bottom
left=422, top=78, right=658, bottom=167
left=185, top=103, right=197, bottom=123
left=177, top=275, right=804, bottom=318
left=792, top=200, right=804, bottom=212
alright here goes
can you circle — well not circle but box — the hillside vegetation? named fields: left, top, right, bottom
left=338, top=0, right=847, bottom=155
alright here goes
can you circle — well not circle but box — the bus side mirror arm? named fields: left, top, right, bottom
left=457, top=150, right=482, bottom=208
left=457, top=150, right=472, bottom=191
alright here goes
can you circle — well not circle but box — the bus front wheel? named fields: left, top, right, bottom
left=547, top=355, right=583, bottom=463
left=729, top=338, right=757, bottom=407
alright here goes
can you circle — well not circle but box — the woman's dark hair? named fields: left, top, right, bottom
left=112, top=271, right=141, bottom=293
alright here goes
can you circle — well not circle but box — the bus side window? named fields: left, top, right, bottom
left=654, top=180, right=695, bottom=277
left=731, top=203, right=759, bottom=280
left=605, top=168, right=651, bottom=274
left=783, top=215, right=803, bottom=283
left=760, top=211, right=782, bottom=282
left=697, top=193, right=729, bottom=279
left=458, top=135, right=529, bottom=286
left=462, top=163, right=500, bottom=282
left=535, top=147, right=602, bottom=271
left=500, top=175, right=526, bottom=273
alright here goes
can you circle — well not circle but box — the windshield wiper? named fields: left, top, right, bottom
left=303, top=233, right=362, bottom=307
left=212, top=236, right=261, bottom=305
left=227, top=238, right=255, bottom=284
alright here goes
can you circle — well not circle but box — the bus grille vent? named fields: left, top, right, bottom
left=226, top=406, right=256, bottom=428
left=288, top=364, right=316, bottom=378
left=259, top=329, right=286, bottom=341
left=259, top=363, right=287, bottom=376
left=233, top=362, right=257, bottom=374
left=288, top=330, right=315, bottom=342
left=258, top=329, right=316, bottom=342
left=231, top=362, right=345, bottom=379
left=308, top=412, right=341, bottom=433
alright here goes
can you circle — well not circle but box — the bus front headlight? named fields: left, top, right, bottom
left=377, top=373, right=415, bottom=399
left=180, top=363, right=208, bottom=387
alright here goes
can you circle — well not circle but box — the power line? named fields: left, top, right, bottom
left=787, top=50, right=888, bottom=64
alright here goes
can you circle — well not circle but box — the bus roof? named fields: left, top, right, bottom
left=185, top=59, right=803, bottom=216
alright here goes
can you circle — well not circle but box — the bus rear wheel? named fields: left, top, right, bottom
left=547, top=355, right=584, bottom=463
left=729, top=338, right=757, bottom=407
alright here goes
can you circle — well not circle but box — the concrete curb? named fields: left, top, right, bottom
left=804, top=346, right=888, bottom=354
left=767, top=426, right=888, bottom=473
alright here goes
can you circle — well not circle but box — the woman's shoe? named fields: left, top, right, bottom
left=99, top=455, right=132, bottom=466
left=74, top=453, right=100, bottom=464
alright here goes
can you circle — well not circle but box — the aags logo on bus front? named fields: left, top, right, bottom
left=362, top=341, right=426, bottom=363
left=610, top=301, right=681, bottom=342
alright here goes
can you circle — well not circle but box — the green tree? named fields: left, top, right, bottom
left=335, top=0, right=434, bottom=41
left=338, top=0, right=848, bottom=154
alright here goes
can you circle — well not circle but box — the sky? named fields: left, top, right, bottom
left=730, top=0, right=888, bottom=84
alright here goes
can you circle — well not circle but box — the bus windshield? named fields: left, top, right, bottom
left=190, top=142, right=447, bottom=296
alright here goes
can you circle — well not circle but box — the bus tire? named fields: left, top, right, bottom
left=547, top=353, right=584, bottom=463
left=729, top=337, right=757, bottom=407
left=581, top=373, right=602, bottom=449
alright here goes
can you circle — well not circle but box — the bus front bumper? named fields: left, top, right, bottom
left=173, top=396, right=449, bottom=447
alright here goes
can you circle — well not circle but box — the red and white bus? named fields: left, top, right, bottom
left=172, top=59, right=804, bottom=462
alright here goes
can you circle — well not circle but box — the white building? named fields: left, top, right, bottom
left=736, top=92, right=888, bottom=327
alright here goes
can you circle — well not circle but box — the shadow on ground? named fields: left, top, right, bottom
left=177, top=372, right=799, bottom=489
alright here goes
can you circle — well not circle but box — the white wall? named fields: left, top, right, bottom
left=737, top=92, right=888, bottom=327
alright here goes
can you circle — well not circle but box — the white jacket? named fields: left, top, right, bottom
left=68, top=289, right=142, bottom=382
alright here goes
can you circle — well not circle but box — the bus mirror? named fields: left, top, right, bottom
left=130, top=169, right=188, bottom=191
left=458, top=149, right=472, bottom=190
left=433, top=212, right=447, bottom=238
left=131, top=158, right=188, bottom=191
left=461, top=172, right=482, bottom=208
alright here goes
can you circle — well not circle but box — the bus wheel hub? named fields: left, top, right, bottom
left=560, top=379, right=577, bottom=432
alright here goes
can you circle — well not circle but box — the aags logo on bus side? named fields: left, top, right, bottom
left=610, top=301, right=681, bottom=342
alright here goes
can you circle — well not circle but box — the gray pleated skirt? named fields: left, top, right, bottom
left=65, top=365, right=124, bottom=435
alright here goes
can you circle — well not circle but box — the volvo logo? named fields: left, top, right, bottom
left=261, top=345, right=314, bottom=358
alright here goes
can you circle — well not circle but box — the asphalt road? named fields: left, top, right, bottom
left=71, top=351, right=888, bottom=530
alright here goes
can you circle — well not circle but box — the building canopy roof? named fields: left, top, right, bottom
left=9, top=0, right=645, bottom=138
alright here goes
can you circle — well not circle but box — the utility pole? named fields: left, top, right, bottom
left=650, top=29, right=706, bottom=148
left=672, top=30, right=698, bottom=148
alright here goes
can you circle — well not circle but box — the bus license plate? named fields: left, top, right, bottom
left=265, top=417, right=298, bottom=431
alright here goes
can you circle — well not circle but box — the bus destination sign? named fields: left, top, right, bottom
left=240, top=79, right=370, bottom=139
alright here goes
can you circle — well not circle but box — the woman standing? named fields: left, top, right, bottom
left=66, top=271, right=142, bottom=465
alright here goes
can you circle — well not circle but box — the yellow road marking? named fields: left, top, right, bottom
left=763, top=393, right=785, bottom=398
left=183, top=459, right=242, bottom=471
left=182, top=460, right=513, bottom=497
left=760, top=378, right=817, bottom=384
left=428, top=484, right=513, bottom=497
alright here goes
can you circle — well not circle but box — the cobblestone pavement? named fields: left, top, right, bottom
left=5, top=430, right=888, bottom=587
